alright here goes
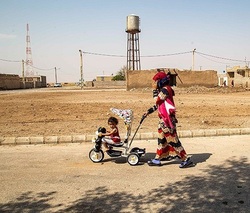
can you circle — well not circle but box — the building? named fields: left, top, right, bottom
left=24, top=75, right=47, bottom=88
left=226, top=66, right=250, bottom=88
left=0, top=74, right=46, bottom=90
left=96, top=75, right=113, bottom=82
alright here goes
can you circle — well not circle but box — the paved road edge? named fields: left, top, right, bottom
left=1, top=128, right=250, bottom=145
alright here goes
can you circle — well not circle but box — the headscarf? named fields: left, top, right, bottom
left=152, top=72, right=170, bottom=89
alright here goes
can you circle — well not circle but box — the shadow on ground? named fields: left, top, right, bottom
left=104, top=152, right=212, bottom=167
left=0, top=157, right=249, bottom=212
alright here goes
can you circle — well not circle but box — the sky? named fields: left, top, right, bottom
left=0, top=0, right=250, bottom=83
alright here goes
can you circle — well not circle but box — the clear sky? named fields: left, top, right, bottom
left=0, top=0, right=250, bottom=83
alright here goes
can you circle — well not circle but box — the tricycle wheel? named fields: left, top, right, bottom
left=130, top=147, right=145, bottom=157
left=89, top=148, right=104, bottom=163
left=127, top=152, right=140, bottom=166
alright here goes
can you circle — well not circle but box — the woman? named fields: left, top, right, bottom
left=145, top=71, right=193, bottom=168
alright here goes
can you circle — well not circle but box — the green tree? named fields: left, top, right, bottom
left=112, top=65, right=127, bottom=81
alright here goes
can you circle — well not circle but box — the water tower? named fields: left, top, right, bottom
left=126, top=15, right=141, bottom=70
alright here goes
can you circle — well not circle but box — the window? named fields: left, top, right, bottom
left=237, top=70, right=245, bottom=77
left=228, top=72, right=234, bottom=78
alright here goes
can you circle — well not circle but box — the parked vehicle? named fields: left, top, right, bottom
left=54, top=83, right=62, bottom=87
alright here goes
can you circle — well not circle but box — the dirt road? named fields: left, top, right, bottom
left=0, top=135, right=249, bottom=212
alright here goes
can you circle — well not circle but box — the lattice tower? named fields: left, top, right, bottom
left=26, top=23, right=34, bottom=76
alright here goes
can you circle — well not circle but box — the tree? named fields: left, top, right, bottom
left=112, top=66, right=127, bottom=81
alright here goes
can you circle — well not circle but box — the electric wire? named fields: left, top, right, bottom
left=82, top=50, right=249, bottom=64
left=196, top=52, right=239, bottom=65
left=30, top=65, right=55, bottom=71
left=141, top=51, right=193, bottom=57
left=82, top=51, right=125, bottom=57
left=0, top=58, right=55, bottom=71
left=0, top=58, right=21, bottom=63
left=196, top=51, right=250, bottom=63
left=1, top=50, right=249, bottom=71
left=82, top=50, right=193, bottom=57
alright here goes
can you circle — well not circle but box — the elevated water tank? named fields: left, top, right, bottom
left=126, top=14, right=140, bottom=33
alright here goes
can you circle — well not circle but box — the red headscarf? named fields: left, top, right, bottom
left=152, top=72, right=167, bottom=81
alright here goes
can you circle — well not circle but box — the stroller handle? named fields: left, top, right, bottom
left=140, top=114, right=147, bottom=124
left=128, top=113, right=147, bottom=147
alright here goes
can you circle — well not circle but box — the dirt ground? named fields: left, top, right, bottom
left=0, top=86, right=249, bottom=137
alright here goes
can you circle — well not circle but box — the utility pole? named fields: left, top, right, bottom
left=55, top=67, right=57, bottom=84
left=245, top=57, right=249, bottom=68
left=22, top=60, right=25, bottom=88
left=192, top=48, right=196, bottom=71
left=79, top=50, right=83, bottom=90
left=226, top=65, right=231, bottom=73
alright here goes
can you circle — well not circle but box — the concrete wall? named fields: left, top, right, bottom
left=85, top=80, right=126, bottom=88
left=126, top=69, right=218, bottom=90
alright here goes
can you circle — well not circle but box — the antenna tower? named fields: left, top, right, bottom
left=26, top=23, right=34, bottom=76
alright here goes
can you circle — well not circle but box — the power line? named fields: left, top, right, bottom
left=0, top=58, right=21, bottom=63
left=30, top=65, right=55, bottom=71
left=196, top=51, right=250, bottom=63
left=82, top=50, right=250, bottom=63
left=141, top=51, right=193, bottom=57
left=0, top=58, right=55, bottom=71
left=196, top=52, right=236, bottom=65
left=82, top=50, right=250, bottom=65
left=1, top=50, right=249, bottom=71
left=82, top=50, right=193, bottom=57
left=82, top=51, right=125, bottom=57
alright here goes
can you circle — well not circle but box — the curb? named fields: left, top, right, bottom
left=0, top=128, right=250, bottom=146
